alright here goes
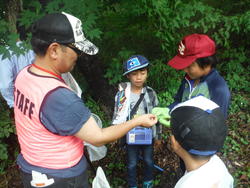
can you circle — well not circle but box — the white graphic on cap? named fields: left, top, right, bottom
left=127, top=57, right=141, bottom=70
left=62, top=12, right=84, bottom=42
left=61, top=12, right=98, bottom=55
left=179, top=41, right=185, bottom=55
left=75, top=20, right=83, bottom=37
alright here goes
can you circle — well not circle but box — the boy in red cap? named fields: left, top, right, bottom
left=167, top=33, right=231, bottom=175
left=168, top=33, right=230, bottom=118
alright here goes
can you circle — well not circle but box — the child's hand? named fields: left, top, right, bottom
left=152, top=107, right=171, bottom=127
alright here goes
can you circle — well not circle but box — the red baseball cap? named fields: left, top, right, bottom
left=167, top=34, right=216, bottom=70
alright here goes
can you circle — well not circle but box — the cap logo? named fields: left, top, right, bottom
left=178, top=41, right=185, bottom=56
left=127, top=57, right=141, bottom=70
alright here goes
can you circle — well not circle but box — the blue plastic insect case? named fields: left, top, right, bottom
left=126, top=126, right=152, bottom=145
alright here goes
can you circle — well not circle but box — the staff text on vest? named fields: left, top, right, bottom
left=14, top=88, right=35, bottom=119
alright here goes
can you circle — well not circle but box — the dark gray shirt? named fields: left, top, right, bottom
left=17, top=87, right=91, bottom=178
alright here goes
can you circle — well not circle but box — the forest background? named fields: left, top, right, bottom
left=0, top=0, right=249, bottom=187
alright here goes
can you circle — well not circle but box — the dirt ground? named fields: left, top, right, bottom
left=0, top=122, right=249, bottom=188
left=0, top=136, right=180, bottom=188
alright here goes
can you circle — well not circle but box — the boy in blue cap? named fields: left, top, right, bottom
left=112, top=55, right=161, bottom=188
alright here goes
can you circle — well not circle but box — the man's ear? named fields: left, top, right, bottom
left=47, top=42, right=61, bottom=60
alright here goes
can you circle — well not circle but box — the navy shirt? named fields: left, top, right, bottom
left=17, top=88, right=91, bottom=178
left=169, top=69, right=230, bottom=118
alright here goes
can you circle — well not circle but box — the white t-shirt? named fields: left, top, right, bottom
left=175, top=155, right=234, bottom=188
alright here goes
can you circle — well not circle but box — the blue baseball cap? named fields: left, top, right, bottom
left=123, top=55, right=149, bottom=75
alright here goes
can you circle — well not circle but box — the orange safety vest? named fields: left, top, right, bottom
left=14, top=66, right=84, bottom=169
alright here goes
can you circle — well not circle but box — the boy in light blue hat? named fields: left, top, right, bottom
left=112, top=55, right=161, bottom=188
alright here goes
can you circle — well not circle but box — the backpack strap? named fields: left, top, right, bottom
left=128, top=93, right=145, bottom=119
left=146, top=87, right=156, bottom=107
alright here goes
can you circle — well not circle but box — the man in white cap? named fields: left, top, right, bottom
left=14, top=12, right=157, bottom=188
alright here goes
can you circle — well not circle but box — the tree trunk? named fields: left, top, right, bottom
left=4, top=0, right=22, bottom=33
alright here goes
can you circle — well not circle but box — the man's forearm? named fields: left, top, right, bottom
left=76, top=114, right=157, bottom=147
left=98, top=119, right=138, bottom=145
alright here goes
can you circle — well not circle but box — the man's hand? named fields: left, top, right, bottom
left=152, top=107, right=171, bottom=127
left=133, top=114, right=158, bottom=127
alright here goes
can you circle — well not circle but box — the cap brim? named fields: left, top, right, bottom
left=167, top=55, right=196, bottom=70
left=74, top=38, right=99, bottom=55
left=123, top=63, right=149, bottom=76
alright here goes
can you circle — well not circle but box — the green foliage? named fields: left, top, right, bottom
left=98, top=2, right=250, bottom=186
left=0, top=143, right=8, bottom=161
left=0, top=19, right=30, bottom=60
left=229, top=94, right=249, bottom=114
left=107, top=161, right=125, bottom=173
left=223, top=136, right=241, bottom=153
left=147, top=59, right=183, bottom=106
left=19, top=1, right=43, bottom=29
left=219, top=48, right=250, bottom=93
left=153, top=174, right=161, bottom=186
left=110, top=177, right=126, bottom=188
left=0, top=97, right=15, bottom=173
left=0, top=40, right=32, bottom=61
left=0, top=0, right=101, bottom=60
left=221, top=105, right=249, bottom=187
left=99, top=0, right=250, bottom=106
left=0, top=19, right=10, bottom=44
left=0, top=0, right=249, bottom=186
left=100, top=150, right=126, bottom=187
left=0, top=0, right=102, bottom=176
left=84, top=95, right=110, bottom=128
left=44, top=0, right=102, bottom=40
left=104, top=48, right=135, bottom=85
